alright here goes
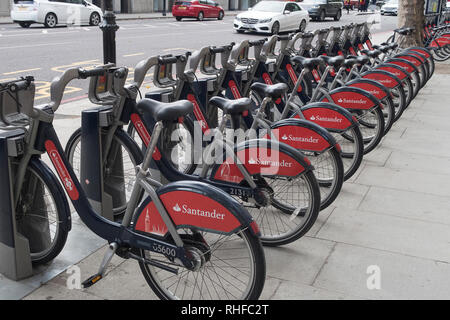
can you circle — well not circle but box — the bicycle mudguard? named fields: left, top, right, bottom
left=385, top=58, right=419, bottom=75
left=132, top=181, right=258, bottom=237
left=360, top=69, right=403, bottom=89
left=267, top=118, right=337, bottom=153
left=319, top=86, right=380, bottom=111
left=393, top=53, right=424, bottom=69
left=374, top=63, right=409, bottom=82
left=407, top=47, right=432, bottom=59
left=346, top=78, right=390, bottom=101
left=210, top=139, right=312, bottom=184
left=297, top=102, right=357, bottom=132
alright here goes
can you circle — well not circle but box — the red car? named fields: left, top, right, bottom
left=172, top=0, right=225, bottom=21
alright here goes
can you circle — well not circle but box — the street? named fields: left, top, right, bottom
left=0, top=13, right=397, bottom=104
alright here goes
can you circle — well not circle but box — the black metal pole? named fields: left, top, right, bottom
left=163, top=0, right=167, bottom=16
left=99, top=0, right=119, bottom=64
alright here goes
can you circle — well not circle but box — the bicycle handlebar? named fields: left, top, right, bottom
left=49, top=64, right=115, bottom=112
left=133, top=56, right=159, bottom=89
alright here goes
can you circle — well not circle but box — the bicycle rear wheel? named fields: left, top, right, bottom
left=138, top=227, right=266, bottom=300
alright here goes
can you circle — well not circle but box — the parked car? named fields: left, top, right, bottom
left=300, top=0, right=343, bottom=22
left=234, top=1, right=309, bottom=35
left=172, top=0, right=225, bottom=21
left=380, top=0, right=398, bottom=15
left=10, top=0, right=102, bottom=28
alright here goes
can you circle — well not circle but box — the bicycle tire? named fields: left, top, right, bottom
left=65, top=128, right=143, bottom=219
left=15, top=159, right=70, bottom=265
left=138, top=227, right=266, bottom=300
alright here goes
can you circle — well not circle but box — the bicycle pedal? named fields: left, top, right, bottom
left=82, top=273, right=103, bottom=288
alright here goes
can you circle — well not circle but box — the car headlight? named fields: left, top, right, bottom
left=259, top=18, right=272, bottom=23
left=312, top=5, right=320, bottom=8
left=235, top=17, right=241, bottom=22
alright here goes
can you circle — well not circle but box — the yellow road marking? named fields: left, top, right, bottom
left=123, top=52, right=145, bottom=57
left=3, top=68, right=41, bottom=75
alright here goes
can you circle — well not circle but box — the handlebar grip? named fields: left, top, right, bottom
left=158, top=55, right=178, bottom=64
left=79, top=68, right=106, bottom=79
left=210, top=46, right=225, bottom=54
left=248, top=38, right=267, bottom=47
left=9, top=77, right=33, bottom=92
left=277, top=35, right=291, bottom=41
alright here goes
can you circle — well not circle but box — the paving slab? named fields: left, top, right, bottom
left=314, top=243, right=450, bottom=300
left=316, top=207, right=450, bottom=263
left=263, top=237, right=336, bottom=286
left=359, top=186, right=450, bottom=225
left=356, top=165, right=450, bottom=198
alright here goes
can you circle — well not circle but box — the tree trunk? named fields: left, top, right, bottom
left=397, top=0, right=425, bottom=46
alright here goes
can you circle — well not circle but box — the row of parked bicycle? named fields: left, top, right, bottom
left=0, top=19, right=445, bottom=300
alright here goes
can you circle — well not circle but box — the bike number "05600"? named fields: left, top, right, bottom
left=152, top=244, right=176, bottom=257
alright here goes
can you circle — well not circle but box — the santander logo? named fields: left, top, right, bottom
left=281, top=134, right=319, bottom=144
left=310, top=115, right=343, bottom=123
left=172, top=203, right=225, bottom=220
left=337, top=97, right=368, bottom=105
left=248, top=157, right=293, bottom=168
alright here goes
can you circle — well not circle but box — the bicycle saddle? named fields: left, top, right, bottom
left=361, top=49, right=382, bottom=58
left=291, top=56, right=323, bottom=69
left=301, top=32, right=315, bottom=38
left=395, top=27, right=414, bottom=35
left=136, top=98, right=193, bottom=122
left=209, top=97, right=252, bottom=115
left=355, top=55, right=370, bottom=65
left=379, top=42, right=399, bottom=50
left=250, top=83, right=288, bottom=100
left=343, top=58, right=358, bottom=68
left=319, top=55, right=345, bottom=68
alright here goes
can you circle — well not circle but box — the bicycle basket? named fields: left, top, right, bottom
left=0, top=79, right=35, bottom=127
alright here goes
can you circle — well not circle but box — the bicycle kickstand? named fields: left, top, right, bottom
left=82, top=242, right=119, bottom=288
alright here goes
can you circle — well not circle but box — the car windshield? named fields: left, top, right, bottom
left=386, top=0, right=398, bottom=4
left=251, top=1, right=286, bottom=12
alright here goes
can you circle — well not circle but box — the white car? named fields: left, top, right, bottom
left=380, top=0, right=398, bottom=15
left=234, top=1, right=309, bottom=35
left=11, top=0, right=103, bottom=28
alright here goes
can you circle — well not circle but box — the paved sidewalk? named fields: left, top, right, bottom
left=22, top=61, right=450, bottom=300
left=0, top=11, right=242, bottom=25
left=1, top=30, right=449, bottom=299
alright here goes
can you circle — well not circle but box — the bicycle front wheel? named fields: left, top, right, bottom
left=242, top=170, right=321, bottom=247
left=65, top=128, right=142, bottom=218
left=138, top=227, right=266, bottom=300
left=15, top=160, right=70, bottom=265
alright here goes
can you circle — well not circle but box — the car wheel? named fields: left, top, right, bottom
left=298, top=19, right=307, bottom=32
left=271, top=21, right=280, bottom=35
left=334, top=9, right=341, bottom=21
left=44, top=13, right=57, bottom=28
left=197, top=11, right=204, bottom=21
left=218, top=11, right=224, bottom=20
left=176, top=17, right=182, bottom=21
left=89, top=12, right=101, bottom=26
left=319, top=10, right=325, bottom=21
left=19, top=22, right=31, bottom=28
